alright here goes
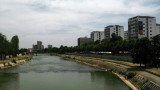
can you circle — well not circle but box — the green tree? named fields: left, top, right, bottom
left=0, top=33, right=11, bottom=60
left=11, top=35, right=19, bottom=57
left=110, top=33, right=123, bottom=42
left=132, top=38, right=152, bottom=67
left=152, top=34, right=160, bottom=67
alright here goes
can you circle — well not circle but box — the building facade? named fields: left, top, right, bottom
left=124, top=31, right=129, bottom=40
left=78, top=37, right=91, bottom=46
left=90, top=31, right=105, bottom=42
left=33, top=41, right=44, bottom=50
left=104, top=25, right=124, bottom=39
left=156, top=24, right=160, bottom=34
left=48, top=45, right=53, bottom=48
left=128, top=16, right=158, bottom=40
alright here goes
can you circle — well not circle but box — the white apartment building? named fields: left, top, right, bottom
left=124, top=31, right=129, bottom=40
left=156, top=24, right=160, bottom=34
left=104, top=25, right=124, bottom=39
left=90, top=31, right=105, bottom=42
left=128, top=16, right=158, bottom=40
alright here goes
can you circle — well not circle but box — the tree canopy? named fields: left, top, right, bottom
left=0, top=33, right=19, bottom=60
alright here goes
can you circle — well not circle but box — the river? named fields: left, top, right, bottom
left=0, top=54, right=131, bottom=90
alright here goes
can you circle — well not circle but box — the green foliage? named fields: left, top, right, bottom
left=127, top=72, right=136, bottom=79
left=151, top=34, right=160, bottom=67
left=11, top=35, right=19, bottom=57
left=8, top=62, right=12, bottom=66
left=119, top=71, right=126, bottom=75
left=11, top=59, right=17, bottom=63
left=19, top=48, right=28, bottom=55
left=0, top=33, right=12, bottom=60
left=0, top=33, right=20, bottom=60
left=132, top=37, right=153, bottom=67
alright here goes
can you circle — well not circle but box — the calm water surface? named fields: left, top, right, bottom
left=0, top=54, right=131, bottom=90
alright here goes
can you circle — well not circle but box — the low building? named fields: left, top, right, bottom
left=78, top=37, right=91, bottom=46
left=90, top=31, right=105, bottom=42
left=48, top=45, right=52, bottom=48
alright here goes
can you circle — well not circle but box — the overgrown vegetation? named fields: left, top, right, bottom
left=127, top=72, right=137, bottom=79
left=11, top=59, right=16, bottom=63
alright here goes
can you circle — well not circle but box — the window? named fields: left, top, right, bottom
left=150, top=27, right=152, bottom=29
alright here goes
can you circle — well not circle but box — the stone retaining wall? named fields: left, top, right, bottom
left=0, top=60, right=27, bottom=69
left=141, top=81, right=160, bottom=90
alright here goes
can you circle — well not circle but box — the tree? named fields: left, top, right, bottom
left=110, top=33, right=123, bottom=42
left=152, top=34, right=160, bottom=67
left=132, top=38, right=152, bottom=67
left=11, top=35, right=19, bottom=57
left=0, top=33, right=12, bottom=60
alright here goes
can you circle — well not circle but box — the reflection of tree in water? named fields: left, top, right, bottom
left=91, top=71, right=130, bottom=90
left=0, top=73, right=19, bottom=90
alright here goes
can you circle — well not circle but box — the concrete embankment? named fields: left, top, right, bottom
left=59, top=54, right=138, bottom=90
left=0, top=54, right=33, bottom=69
left=58, top=54, right=160, bottom=90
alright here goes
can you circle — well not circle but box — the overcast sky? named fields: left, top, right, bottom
left=0, top=0, right=160, bottom=48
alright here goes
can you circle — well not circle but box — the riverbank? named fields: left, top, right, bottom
left=0, top=54, right=33, bottom=69
left=57, top=54, right=160, bottom=90
left=58, top=54, right=137, bottom=90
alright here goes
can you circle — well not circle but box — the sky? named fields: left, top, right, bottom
left=0, top=0, right=160, bottom=48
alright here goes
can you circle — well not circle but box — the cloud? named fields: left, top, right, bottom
left=0, top=0, right=160, bottom=48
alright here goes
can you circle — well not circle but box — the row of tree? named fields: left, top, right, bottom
left=40, top=33, right=136, bottom=54
left=39, top=33, right=160, bottom=67
left=0, top=33, right=19, bottom=60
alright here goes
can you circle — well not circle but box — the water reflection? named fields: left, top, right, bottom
left=91, top=71, right=131, bottom=90
left=0, top=73, right=19, bottom=90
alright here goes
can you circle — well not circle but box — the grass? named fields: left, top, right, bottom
left=146, top=68, right=160, bottom=75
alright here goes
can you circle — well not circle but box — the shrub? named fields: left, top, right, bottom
left=3, top=62, right=6, bottom=66
left=11, top=59, right=16, bottom=63
left=119, top=71, right=126, bottom=75
left=127, top=72, right=136, bottom=79
left=8, top=63, right=12, bottom=66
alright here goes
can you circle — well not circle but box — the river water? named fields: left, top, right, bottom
left=0, top=54, right=131, bottom=90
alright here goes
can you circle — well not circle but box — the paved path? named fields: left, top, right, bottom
left=138, top=71, right=160, bottom=86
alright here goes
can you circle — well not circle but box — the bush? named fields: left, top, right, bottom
left=119, top=71, right=126, bottom=75
left=11, top=59, right=16, bottom=63
left=127, top=72, right=136, bottom=79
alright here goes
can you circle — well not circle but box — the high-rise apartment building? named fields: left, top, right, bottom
left=156, top=24, right=160, bottom=34
left=124, top=31, right=129, bottom=40
left=90, top=31, right=104, bottom=42
left=33, top=41, right=44, bottom=50
left=104, top=25, right=124, bottom=39
left=128, top=16, right=159, bottom=40
left=78, top=37, right=91, bottom=46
